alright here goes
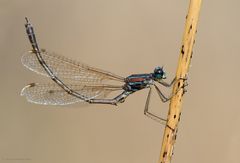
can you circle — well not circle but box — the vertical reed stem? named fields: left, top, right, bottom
left=158, top=0, right=202, bottom=163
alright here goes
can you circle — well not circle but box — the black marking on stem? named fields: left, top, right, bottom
left=181, top=45, right=185, bottom=57
left=177, top=82, right=181, bottom=88
left=173, top=114, right=177, bottom=119
left=188, top=24, right=193, bottom=33
left=163, top=151, right=167, bottom=158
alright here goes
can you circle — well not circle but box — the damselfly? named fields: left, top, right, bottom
left=21, top=18, right=187, bottom=124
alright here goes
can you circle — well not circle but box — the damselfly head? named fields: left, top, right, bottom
left=153, top=66, right=166, bottom=80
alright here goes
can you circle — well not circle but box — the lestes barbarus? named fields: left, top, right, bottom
left=21, top=18, right=187, bottom=125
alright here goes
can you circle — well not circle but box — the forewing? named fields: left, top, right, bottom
left=21, top=50, right=125, bottom=84
left=21, top=83, right=123, bottom=105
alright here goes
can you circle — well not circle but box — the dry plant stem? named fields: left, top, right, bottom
left=158, top=0, right=202, bottom=163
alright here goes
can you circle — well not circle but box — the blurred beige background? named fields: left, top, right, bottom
left=1, top=0, right=240, bottom=163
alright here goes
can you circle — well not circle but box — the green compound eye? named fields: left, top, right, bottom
left=153, top=66, right=166, bottom=79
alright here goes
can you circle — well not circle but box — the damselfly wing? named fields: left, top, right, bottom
left=21, top=50, right=125, bottom=83
left=21, top=82, right=123, bottom=105
left=21, top=50, right=124, bottom=105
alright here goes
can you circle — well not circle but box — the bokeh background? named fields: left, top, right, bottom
left=1, top=0, right=240, bottom=163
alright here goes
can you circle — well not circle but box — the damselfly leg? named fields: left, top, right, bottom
left=144, top=78, right=188, bottom=124
left=158, top=77, right=176, bottom=87
left=158, top=77, right=188, bottom=88
left=144, top=87, right=167, bottom=125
